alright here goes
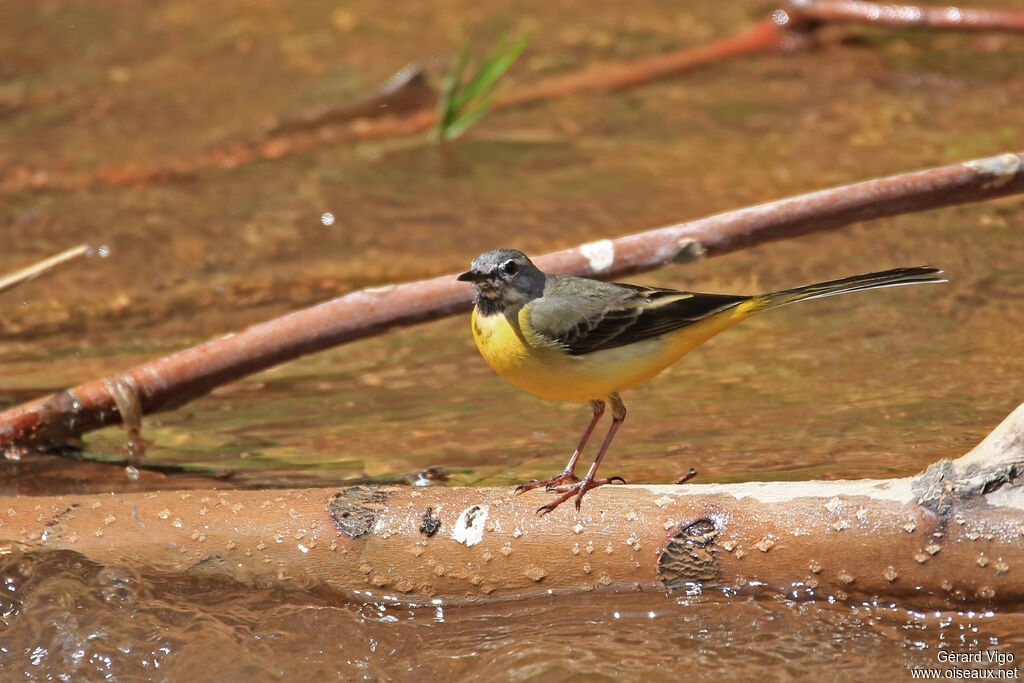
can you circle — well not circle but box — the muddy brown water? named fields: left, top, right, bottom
left=1, top=0, right=1023, bottom=679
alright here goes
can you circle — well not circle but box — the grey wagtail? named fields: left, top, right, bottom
left=458, top=249, right=945, bottom=513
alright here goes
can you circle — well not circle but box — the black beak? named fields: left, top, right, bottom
left=457, top=270, right=484, bottom=283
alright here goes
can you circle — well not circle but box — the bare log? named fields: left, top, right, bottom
left=1, top=151, right=1022, bottom=452
left=2, top=402, right=1022, bottom=608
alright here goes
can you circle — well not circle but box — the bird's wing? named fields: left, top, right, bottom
left=526, top=278, right=749, bottom=356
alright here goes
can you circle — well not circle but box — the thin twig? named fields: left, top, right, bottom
left=0, top=245, right=90, bottom=295
left=1, top=152, right=1022, bottom=452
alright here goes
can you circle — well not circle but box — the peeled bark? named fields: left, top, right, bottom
left=2, top=402, right=1022, bottom=608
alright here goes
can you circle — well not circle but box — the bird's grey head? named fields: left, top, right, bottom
left=457, top=249, right=546, bottom=314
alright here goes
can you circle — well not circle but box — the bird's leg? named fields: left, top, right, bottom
left=515, top=399, right=604, bottom=494
left=537, top=393, right=627, bottom=514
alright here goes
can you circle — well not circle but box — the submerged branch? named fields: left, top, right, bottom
left=2, top=401, right=1022, bottom=608
left=4, top=1, right=1022, bottom=192
left=0, top=151, right=1022, bottom=452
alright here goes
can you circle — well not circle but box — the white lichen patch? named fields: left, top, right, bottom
left=365, top=283, right=396, bottom=294
left=985, top=487, right=1024, bottom=512
left=451, top=505, right=489, bottom=547
left=965, top=152, right=1021, bottom=190
left=580, top=239, right=615, bottom=273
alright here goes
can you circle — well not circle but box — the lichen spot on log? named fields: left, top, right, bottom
left=452, top=505, right=488, bottom=547
left=524, top=565, right=546, bottom=582
left=658, top=518, right=721, bottom=589
left=328, top=486, right=391, bottom=538
left=419, top=508, right=441, bottom=537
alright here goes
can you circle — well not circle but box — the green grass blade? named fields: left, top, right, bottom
left=435, top=30, right=529, bottom=142
left=435, top=41, right=471, bottom=138
left=451, top=31, right=529, bottom=112
left=441, top=95, right=498, bottom=141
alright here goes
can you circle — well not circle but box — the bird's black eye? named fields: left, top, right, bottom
left=501, top=260, right=518, bottom=276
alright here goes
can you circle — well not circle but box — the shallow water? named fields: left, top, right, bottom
left=1, top=0, right=1023, bottom=679
left=2, top=544, right=1023, bottom=681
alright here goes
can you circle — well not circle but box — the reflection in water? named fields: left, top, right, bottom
left=1, top=545, right=1021, bottom=680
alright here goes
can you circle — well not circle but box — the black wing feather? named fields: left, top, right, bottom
left=530, top=278, right=748, bottom=356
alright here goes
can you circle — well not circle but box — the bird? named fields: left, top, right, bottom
left=457, top=249, right=945, bottom=514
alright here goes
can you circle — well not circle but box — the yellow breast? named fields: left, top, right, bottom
left=470, top=303, right=756, bottom=403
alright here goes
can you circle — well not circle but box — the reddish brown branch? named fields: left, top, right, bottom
left=498, top=18, right=785, bottom=107
left=785, top=0, right=1024, bottom=32
left=1, top=152, right=1022, bottom=453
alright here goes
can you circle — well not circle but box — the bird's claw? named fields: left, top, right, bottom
left=529, top=475, right=623, bottom=514
left=515, top=471, right=579, bottom=495
left=514, top=480, right=540, bottom=495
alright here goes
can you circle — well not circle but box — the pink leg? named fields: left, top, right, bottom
left=536, top=393, right=627, bottom=514
left=515, top=399, right=604, bottom=494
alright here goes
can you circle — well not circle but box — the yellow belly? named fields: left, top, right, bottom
left=470, top=305, right=751, bottom=403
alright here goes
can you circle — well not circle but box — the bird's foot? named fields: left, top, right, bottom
left=514, top=470, right=579, bottom=494
left=535, top=475, right=626, bottom=515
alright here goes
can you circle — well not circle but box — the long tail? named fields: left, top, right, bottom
left=743, top=266, right=946, bottom=312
